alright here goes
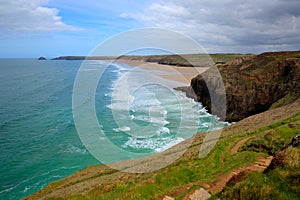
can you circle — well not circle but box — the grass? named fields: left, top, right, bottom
left=218, top=170, right=300, bottom=200
left=216, top=113, right=300, bottom=200
left=87, top=113, right=299, bottom=199
left=240, top=113, right=300, bottom=155
left=119, top=54, right=251, bottom=67
left=240, top=125, right=300, bottom=155
left=270, top=93, right=300, bottom=109
left=217, top=146, right=300, bottom=200
left=42, top=136, right=260, bottom=199
left=25, top=111, right=300, bottom=200
left=35, top=51, right=300, bottom=199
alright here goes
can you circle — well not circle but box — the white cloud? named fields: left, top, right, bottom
left=121, top=0, right=300, bottom=53
left=0, top=0, right=80, bottom=34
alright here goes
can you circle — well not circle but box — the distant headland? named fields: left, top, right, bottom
left=38, top=57, right=47, bottom=60
left=26, top=51, right=300, bottom=199
left=51, top=54, right=251, bottom=67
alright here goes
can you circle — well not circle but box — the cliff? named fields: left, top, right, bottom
left=24, top=52, right=300, bottom=199
left=24, top=99, right=300, bottom=199
left=51, top=54, right=249, bottom=67
left=179, top=51, right=300, bottom=122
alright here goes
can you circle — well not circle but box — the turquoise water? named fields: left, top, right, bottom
left=0, top=59, right=227, bottom=199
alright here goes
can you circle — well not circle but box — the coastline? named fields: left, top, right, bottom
left=112, top=58, right=209, bottom=85
left=24, top=52, right=300, bottom=199
left=24, top=99, right=300, bottom=199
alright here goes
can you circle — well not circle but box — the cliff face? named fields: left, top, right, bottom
left=187, top=51, right=300, bottom=122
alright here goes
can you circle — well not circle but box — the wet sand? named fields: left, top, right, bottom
left=113, top=59, right=209, bottom=85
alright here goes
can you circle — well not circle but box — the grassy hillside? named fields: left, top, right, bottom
left=119, top=54, right=250, bottom=67
left=53, top=54, right=250, bottom=67
left=24, top=99, right=300, bottom=200
left=219, top=136, right=300, bottom=199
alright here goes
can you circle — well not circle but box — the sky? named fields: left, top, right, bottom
left=0, top=0, right=299, bottom=58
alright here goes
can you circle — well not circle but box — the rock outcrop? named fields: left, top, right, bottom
left=178, top=51, right=300, bottom=122
left=38, top=57, right=47, bottom=60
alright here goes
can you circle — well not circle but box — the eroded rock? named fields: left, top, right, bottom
left=180, top=51, right=300, bottom=122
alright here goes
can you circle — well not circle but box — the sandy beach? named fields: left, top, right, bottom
left=113, top=58, right=209, bottom=85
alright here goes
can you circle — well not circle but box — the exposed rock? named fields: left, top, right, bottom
left=179, top=51, right=300, bottom=122
left=265, top=140, right=300, bottom=172
left=38, top=57, right=47, bottom=60
left=188, top=188, right=211, bottom=200
left=163, top=195, right=175, bottom=200
left=287, top=134, right=300, bottom=148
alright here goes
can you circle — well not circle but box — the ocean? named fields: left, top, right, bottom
left=0, top=59, right=227, bottom=199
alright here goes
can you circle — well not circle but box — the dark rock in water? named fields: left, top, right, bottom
left=38, top=57, right=47, bottom=60
left=178, top=51, right=300, bottom=122
left=174, top=86, right=197, bottom=99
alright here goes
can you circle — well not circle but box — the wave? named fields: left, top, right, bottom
left=154, top=137, right=185, bottom=152
left=0, top=165, right=80, bottom=198
left=122, top=135, right=184, bottom=153
left=113, top=126, right=131, bottom=132
left=58, top=144, right=88, bottom=155
left=98, top=61, right=228, bottom=155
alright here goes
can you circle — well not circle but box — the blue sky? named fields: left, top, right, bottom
left=0, top=0, right=299, bottom=58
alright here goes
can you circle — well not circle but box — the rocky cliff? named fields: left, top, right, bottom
left=179, top=51, right=300, bottom=122
left=25, top=52, right=300, bottom=199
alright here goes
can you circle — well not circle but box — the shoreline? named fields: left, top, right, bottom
left=24, top=99, right=300, bottom=199
left=24, top=51, right=300, bottom=199
left=111, top=58, right=209, bottom=85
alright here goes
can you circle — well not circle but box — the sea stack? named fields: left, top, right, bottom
left=38, top=57, right=47, bottom=60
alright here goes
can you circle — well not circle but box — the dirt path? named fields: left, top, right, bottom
left=165, top=155, right=274, bottom=199
left=207, top=156, right=274, bottom=194
left=206, top=136, right=272, bottom=194
left=165, top=136, right=273, bottom=199
left=230, top=137, right=254, bottom=154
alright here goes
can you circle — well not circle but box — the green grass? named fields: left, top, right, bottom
left=219, top=170, right=300, bottom=200
left=119, top=53, right=251, bottom=67
left=61, top=137, right=260, bottom=199
left=270, top=93, right=300, bottom=109
left=239, top=113, right=300, bottom=155
left=62, top=135, right=262, bottom=199
left=216, top=113, right=300, bottom=200
left=218, top=146, right=300, bottom=200
left=27, top=111, right=300, bottom=200
left=240, top=125, right=299, bottom=155
left=93, top=113, right=300, bottom=199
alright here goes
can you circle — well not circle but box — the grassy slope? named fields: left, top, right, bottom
left=218, top=129, right=300, bottom=200
left=53, top=54, right=251, bottom=67
left=119, top=54, right=250, bottom=67
left=25, top=99, right=300, bottom=200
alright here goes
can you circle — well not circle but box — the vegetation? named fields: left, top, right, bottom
left=52, top=53, right=251, bottom=67
left=218, top=146, right=300, bottom=200
left=25, top=103, right=300, bottom=199
left=119, top=53, right=251, bottom=67
left=215, top=113, right=300, bottom=200
left=26, top=52, right=300, bottom=199
left=240, top=112, right=300, bottom=155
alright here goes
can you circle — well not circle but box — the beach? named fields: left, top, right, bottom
left=0, top=59, right=222, bottom=199
left=113, top=58, right=209, bottom=85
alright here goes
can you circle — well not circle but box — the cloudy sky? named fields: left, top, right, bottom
left=0, top=0, right=299, bottom=57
